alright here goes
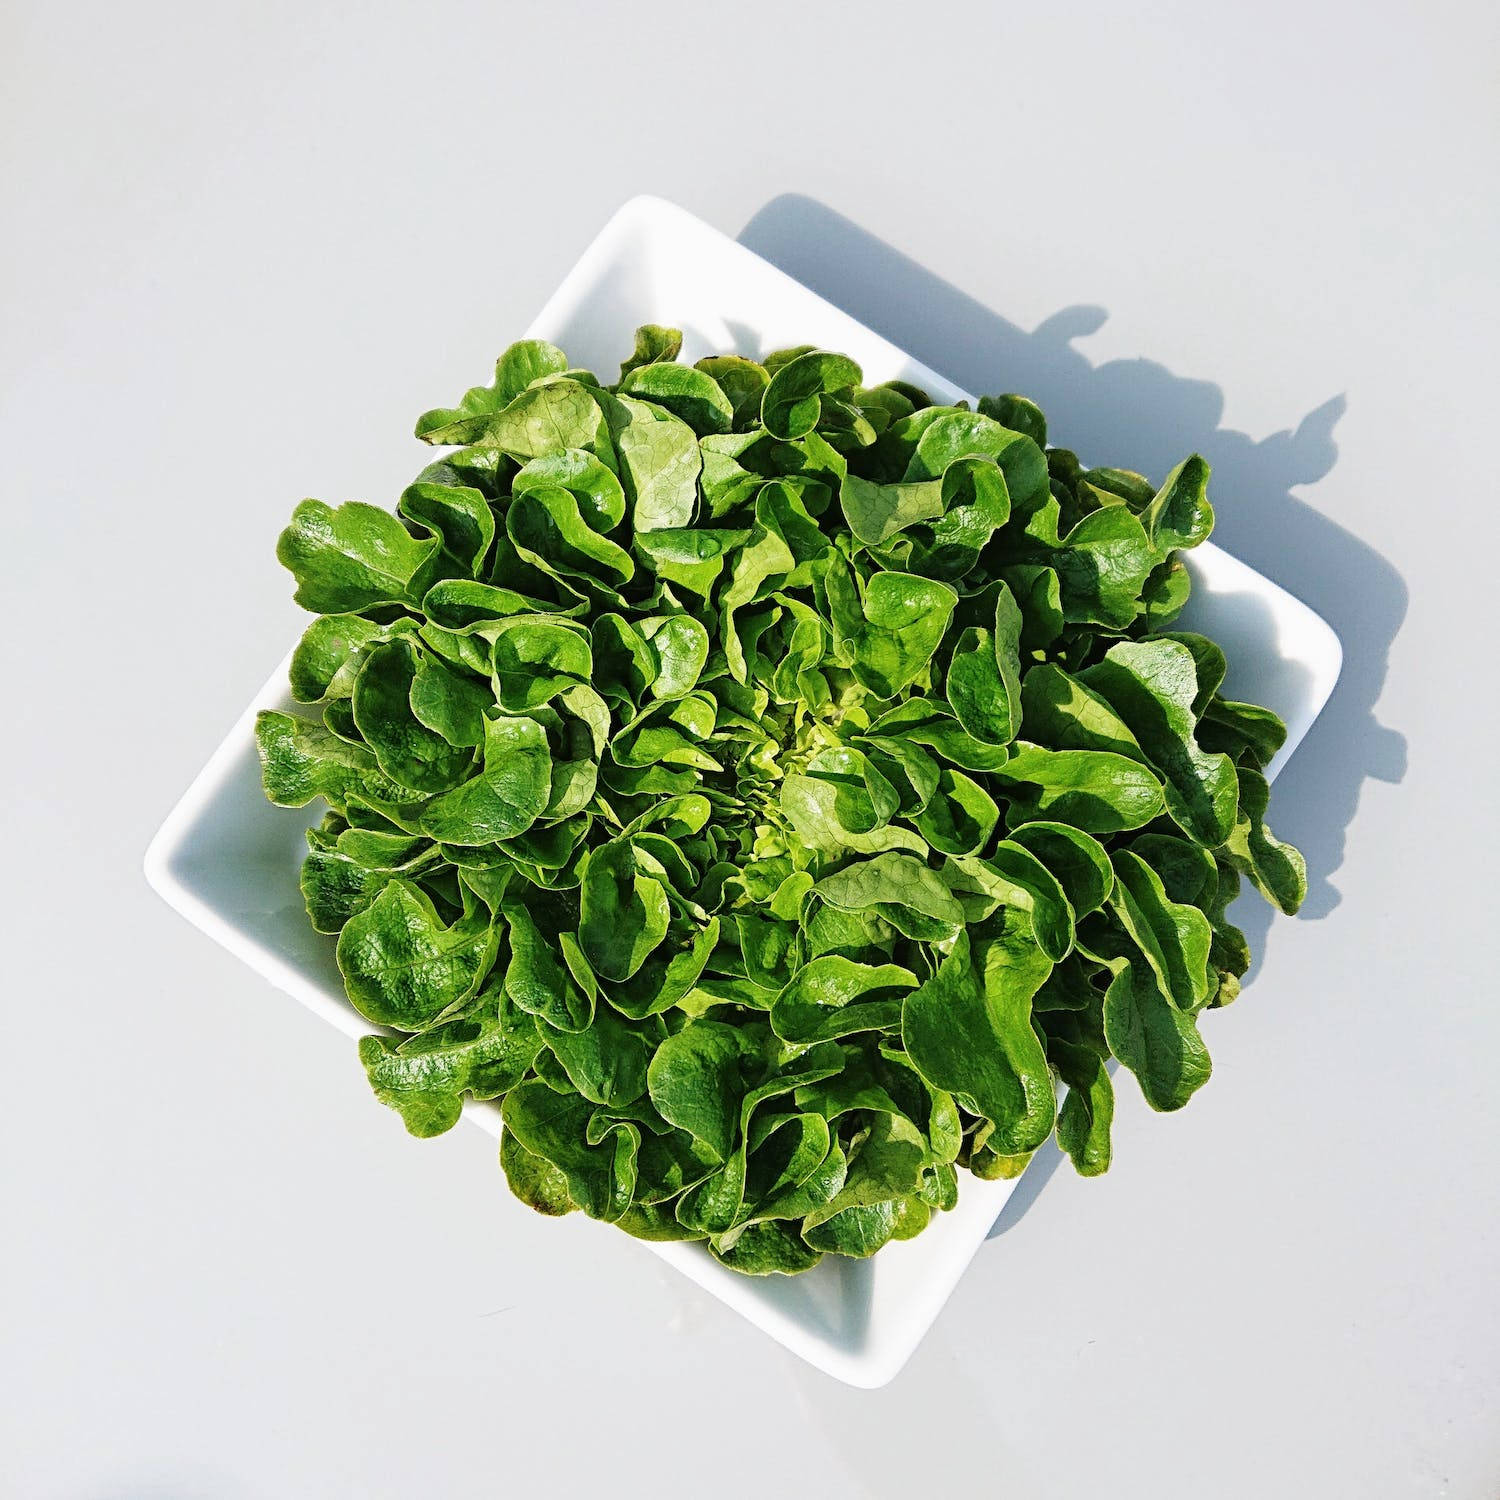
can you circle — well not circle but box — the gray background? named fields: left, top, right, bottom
left=4, top=2, right=1497, bottom=1496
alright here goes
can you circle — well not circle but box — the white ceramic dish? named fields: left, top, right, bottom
left=144, top=195, right=1342, bottom=1388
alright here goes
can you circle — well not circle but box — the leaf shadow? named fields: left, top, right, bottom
left=739, top=192, right=1407, bottom=1235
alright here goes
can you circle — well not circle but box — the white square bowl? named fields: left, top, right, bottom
left=145, top=195, right=1343, bottom=1388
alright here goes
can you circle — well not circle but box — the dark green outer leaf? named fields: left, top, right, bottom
left=693, top=355, right=769, bottom=426
left=864, top=701, right=1010, bottom=773
left=418, top=714, right=552, bottom=845
left=336, top=879, right=496, bottom=1031
left=1102, top=951, right=1212, bottom=1112
left=913, top=768, right=999, bottom=858
left=1020, top=661, right=1142, bottom=758
left=1108, top=848, right=1214, bottom=1012
left=977, top=393, right=1046, bottom=447
left=277, top=499, right=438, bottom=614
left=1220, top=764, right=1307, bottom=914
left=609, top=394, right=702, bottom=532
left=359, top=985, right=541, bottom=1137
left=1046, top=506, right=1157, bottom=629
left=954, top=841, right=1075, bottom=961
left=542, top=1009, right=651, bottom=1107
left=770, top=957, right=917, bottom=1044
left=578, top=837, right=671, bottom=982
left=1128, top=832, right=1216, bottom=908
left=618, top=324, right=683, bottom=380
left=414, top=339, right=570, bottom=444
left=1007, top=822, right=1114, bottom=917
left=352, top=639, right=475, bottom=793
left=504, top=903, right=593, bottom=1031
left=903, top=411, right=1045, bottom=510
left=902, top=922, right=1057, bottom=1156
left=620, top=361, right=734, bottom=436
left=501, top=1130, right=576, bottom=1216
left=500, top=1082, right=637, bottom=1221
left=1079, top=639, right=1239, bottom=846
left=826, top=563, right=958, bottom=699
left=761, top=351, right=862, bottom=439
left=513, top=449, right=627, bottom=532
left=1050, top=1037, right=1113, bottom=1175
left=1159, top=631, right=1227, bottom=714
left=289, top=615, right=386, bottom=703
left=994, top=743, right=1165, bottom=834
left=711, top=1221, right=822, bottom=1275
left=780, top=775, right=930, bottom=857
left=398, top=481, right=495, bottom=574
left=479, top=378, right=612, bottom=465
left=300, top=849, right=391, bottom=934
left=1142, top=454, right=1214, bottom=556
left=507, top=485, right=635, bottom=588
left=839, top=472, right=944, bottom=546
left=646, top=1020, right=760, bottom=1162
left=1199, top=696, right=1288, bottom=767
left=256, top=710, right=411, bottom=810
left=814, top=852, right=964, bottom=926
left=606, top=918, right=720, bottom=1019
left=409, top=654, right=490, bottom=748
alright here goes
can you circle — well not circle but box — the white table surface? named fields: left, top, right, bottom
left=4, top=3, right=1497, bottom=1495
